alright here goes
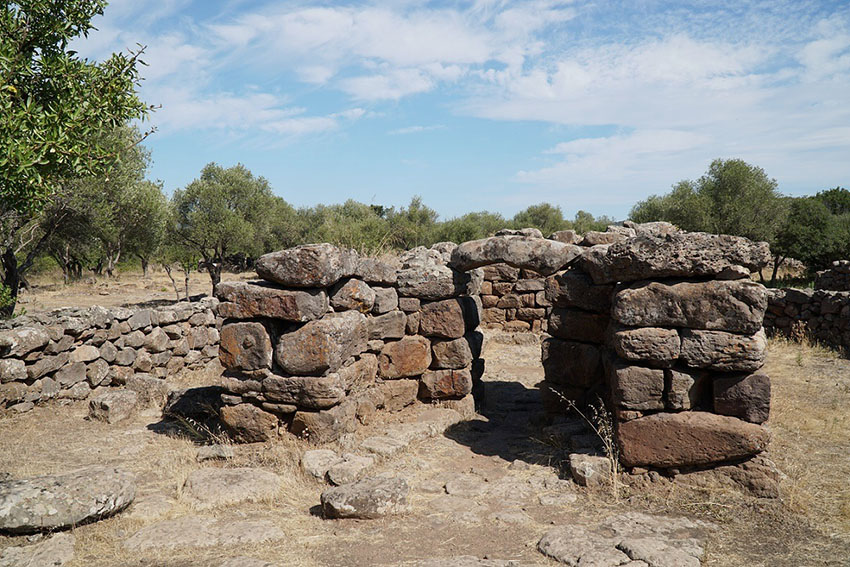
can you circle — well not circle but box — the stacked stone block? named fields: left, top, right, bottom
left=764, top=287, right=850, bottom=350
left=814, top=260, right=850, bottom=291
left=216, top=242, right=482, bottom=444
left=479, top=263, right=550, bottom=332
left=0, top=300, right=220, bottom=412
left=537, top=223, right=775, bottom=471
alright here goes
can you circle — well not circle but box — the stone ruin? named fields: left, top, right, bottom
left=215, top=221, right=775, bottom=477
left=0, top=221, right=777, bottom=478
left=215, top=243, right=483, bottom=444
left=815, top=259, right=850, bottom=291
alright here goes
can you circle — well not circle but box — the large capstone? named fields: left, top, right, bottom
left=274, top=311, right=367, bottom=376
left=255, top=244, right=358, bottom=288
left=679, top=328, right=767, bottom=372
left=0, top=466, right=135, bottom=534
left=582, top=231, right=771, bottom=284
left=450, top=236, right=582, bottom=276
left=216, top=281, right=328, bottom=322
left=611, top=279, right=767, bottom=334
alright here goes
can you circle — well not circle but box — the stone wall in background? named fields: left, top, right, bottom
left=764, top=287, right=850, bottom=351
left=0, top=300, right=220, bottom=413
left=215, top=242, right=482, bottom=444
left=814, top=260, right=850, bottom=291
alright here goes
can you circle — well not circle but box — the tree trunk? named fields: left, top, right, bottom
left=770, top=255, right=785, bottom=286
left=0, top=248, right=20, bottom=318
left=163, top=264, right=180, bottom=303
left=140, top=256, right=149, bottom=278
left=208, top=262, right=222, bottom=296
left=183, top=265, right=191, bottom=303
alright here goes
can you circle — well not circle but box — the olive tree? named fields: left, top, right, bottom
left=0, top=0, right=151, bottom=316
left=171, top=163, right=285, bottom=293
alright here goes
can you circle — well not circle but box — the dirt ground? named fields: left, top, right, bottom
left=2, top=274, right=850, bottom=566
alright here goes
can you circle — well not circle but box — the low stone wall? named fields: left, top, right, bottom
left=764, top=287, right=850, bottom=350
left=815, top=260, right=850, bottom=291
left=0, top=300, right=220, bottom=412
left=215, top=243, right=482, bottom=444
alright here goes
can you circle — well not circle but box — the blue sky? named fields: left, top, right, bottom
left=75, top=0, right=850, bottom=221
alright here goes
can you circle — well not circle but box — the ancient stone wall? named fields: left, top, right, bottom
left=764, top=287, right=850, bottom=350
left=814, top=260, right=850, bottom=291
left=450, top=221, right=774, bottom=474
left=215, top=243, right=482, bottom=444
left=0, top=300, right=220, bottom=413
left=479, top=263, right=550, bottom=332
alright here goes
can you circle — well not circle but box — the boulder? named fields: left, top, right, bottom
left=377, top=380, right=419, bottom=412
left=396, top=264, right=476, bottom=300
left=665, top=368, right=707, bottom=410
left=611, top=279, right=767, bottom=334
left=481, top=263, right=520, bottom=282
left=55, top=362, right=87, bottom=387
left=0, top=466, right=135, bottom=534
left=327, top=455, right=375, bottom=486
left=219, top=322, right=272, bottom=371
left=609, top=327, right=680, bottom=367
left=125, top=374, right=168, bottom=408
left=0, top=532, right=75, bottom=567
left=216, top=281, right=328, bottom=322
left=679, top=328, right=767, bottom=372
left=419, top=369, right=473, bottom=399
left=290, top=398, right=357, bottom=444
left=378, top=337, right=432, bottom=378
left=220, top=403, right=278, bottom=443
left=580, top=231, right=626, bottom=246
left=368, top=311, right=407, bottom=340
left=547, top=308, right=608, bottom=344
left=88, top=390, right=138, bottom=424
left=274, top=311, right=367, bottom=376
left=713, top=372, right=771, bottom=424
left=0, top=359, right=26, bottom=383
left=616, top=411, right=771, bottom=467
left=582, top=231, right=771, bottom=284
left=419, top=299, right=468, bottom=339
left=353, top=257, right=398, bottom=285
left=608, top=360, right=665, bottom=410
left=541, top=338, right=604, bottom=388
left=450, top=236, right=582, bottom=276
left=263, top=374, right=346, bottom=410
left=549, top=230, right=581, bottom=244
left=569, top=453, right=612, bottom=487
left=320, top=476, right=409, bottom=519
left=495, top=227, right=544, bottom=238
left=301, top=449, right=343, bottom=480
left=0, top=327, right=49, bottom=357
left=372, top=287, right=399, bottom=314
left=86, top=359, right=110, bottom=386
left=255, top=243, right=358, bottom=288
left=431, top=336, right=474, bottom=369
left=182, top=467, right=280, bottom=510
left=337, top=354, right=378, bottom=392
left=26, top=352, right=69, bottom=380
left=69, top=345, right=99, bottom=363
left=330, top=278, right=376, bottom=313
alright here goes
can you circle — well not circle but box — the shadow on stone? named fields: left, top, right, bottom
left=146, top=386, right=227, bottom=444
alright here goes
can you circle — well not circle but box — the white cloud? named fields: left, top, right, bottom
left=388, top=125, right=446, bottom=135
left=341, top=68, right=436, bottom=100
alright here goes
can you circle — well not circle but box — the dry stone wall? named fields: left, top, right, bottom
left=764, top=287, right=850, bottom=350
left=0, top=300, right=220, bottom=413
left=814, top=260, right=850, bottom=291
left=450, top=221, right=775, bottom=473
left=215, top=242, right=482, bottom=444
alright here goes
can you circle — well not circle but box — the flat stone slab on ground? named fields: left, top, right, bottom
left=182, top=467, right=281, bottom=510
left=538, top=512, right=716, bottom=567
left=0, top=466, right=135, bottom=534
left=123, top=515, right=285, bottom=551
left=321, top=476, right=409, bottom=519
left=0, top=533, right=75, bottom=567
left=399, top=558, right=523, bottom=567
